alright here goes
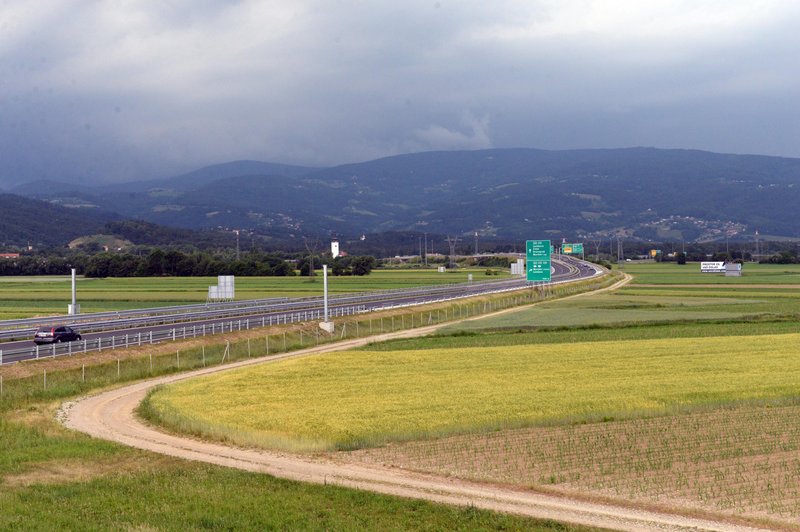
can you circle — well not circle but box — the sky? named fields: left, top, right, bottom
left=2, top=0, right=800, bottom=185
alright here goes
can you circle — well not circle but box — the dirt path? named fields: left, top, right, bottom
left=61, top=273, right=772, bottom=531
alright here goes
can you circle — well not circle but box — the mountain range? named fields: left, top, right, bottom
left=5, top=147, right=800, bottom=248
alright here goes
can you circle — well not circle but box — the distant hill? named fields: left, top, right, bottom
left=73, top=148, right=800, bottom=242
left=0, top=194, right=238, bottom=250
left=104, top=160, right=320, bottom=193
left=10, top=148, right=800, bottom=245
left=8, top=180, right=92, bottom=196
left=0, top=194, right=118, bottom=248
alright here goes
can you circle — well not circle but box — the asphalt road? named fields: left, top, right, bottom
left=0, top=257, right=599, bottom=365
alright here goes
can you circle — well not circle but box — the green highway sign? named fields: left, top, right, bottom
left=561, top=243, right=584, bottom=255
left=526, top=239, right=551, bottom=282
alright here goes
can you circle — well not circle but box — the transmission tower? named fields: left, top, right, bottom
left=445, top=235, right=461, bottom=268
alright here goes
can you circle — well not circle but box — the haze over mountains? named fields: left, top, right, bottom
left=6, top=147, right=800, bottom=248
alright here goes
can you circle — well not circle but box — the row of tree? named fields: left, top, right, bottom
left=0, top=250, right=377, bottom=277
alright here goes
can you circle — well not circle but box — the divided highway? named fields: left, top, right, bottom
left=0, top=256, right=602, bottom=365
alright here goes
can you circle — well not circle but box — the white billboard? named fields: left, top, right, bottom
left=218, top=275, right=235, bottom=299
left=700, top=262, right=726, bottom=273
left=208, top=275, right=235, bottom=300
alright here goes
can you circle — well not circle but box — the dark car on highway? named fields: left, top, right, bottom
left=33, top=325, right=82, bottom=345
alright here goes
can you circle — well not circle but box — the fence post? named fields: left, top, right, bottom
left=117, top=359, right=120, bottom=378
left=247, top=338, right=251, bottom=358
left=266, top=336, right=269, bottom=355
left=82, top=364, right=85, bottom=383
left=202, top=345, right=206, bottom=366
left=283, top=332, right=286, bottom=351
left=0, top=350, right=3, bottom=366
left=149, top=353, right=153, bottom=373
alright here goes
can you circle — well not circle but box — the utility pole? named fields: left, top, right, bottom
left=474, top=232, right=479, bottom=256
left=424, top=232, right=428, bottom=266
left=754, top=229, right=760, bottom=262
left=445, top=235, right=461, bottom=269
left=234, top=230, right=240, bottom=261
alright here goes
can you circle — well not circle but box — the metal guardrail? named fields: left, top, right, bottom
left=0, top=256, right=604, bottom=366
left=0, top=303, right=367, bottom=366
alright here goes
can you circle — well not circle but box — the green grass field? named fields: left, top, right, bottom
left=625, top=262, right=800, bottom=284
left=437, top=263, right=800, bottom=334
left=0, top=269, right=505, bottom=319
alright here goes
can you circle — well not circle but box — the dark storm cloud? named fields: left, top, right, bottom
left=1, top=1, right=799, bottom=186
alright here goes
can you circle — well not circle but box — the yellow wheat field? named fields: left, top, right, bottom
left=145, top=332, right=800, bottom=451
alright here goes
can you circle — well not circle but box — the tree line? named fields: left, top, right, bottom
left=0, top=249, right=377, bottom=278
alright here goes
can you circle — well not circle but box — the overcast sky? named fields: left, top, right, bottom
left=2, top=0, right=799, bottom=185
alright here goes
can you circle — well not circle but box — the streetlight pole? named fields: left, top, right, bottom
left=323, top=264, right=329, bottom=322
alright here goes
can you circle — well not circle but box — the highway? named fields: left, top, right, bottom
left=0, top=256, right=602, bottom=365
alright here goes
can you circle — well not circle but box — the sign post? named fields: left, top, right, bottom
left=526, top=240, right=552, bottom=282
